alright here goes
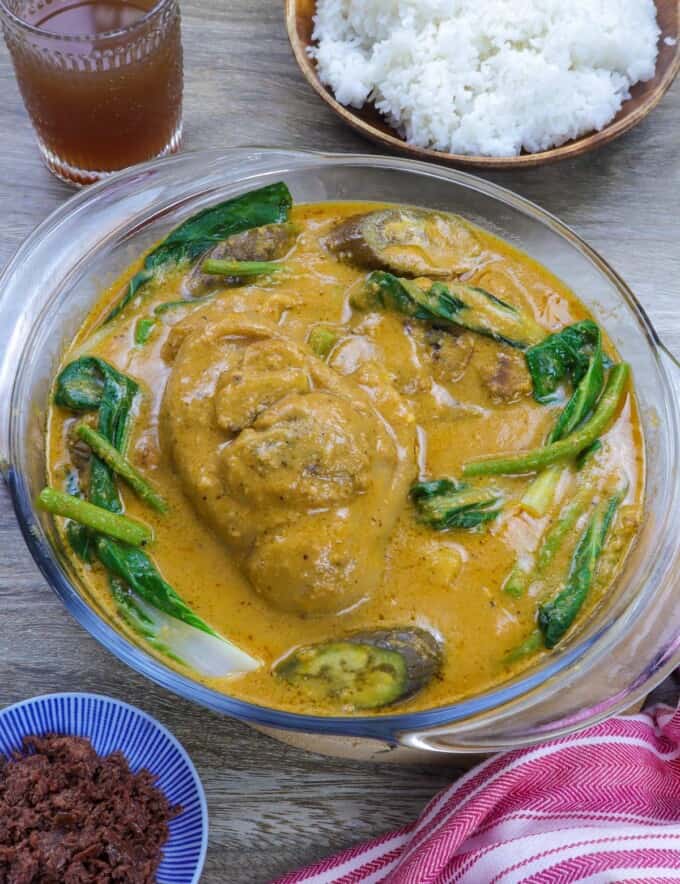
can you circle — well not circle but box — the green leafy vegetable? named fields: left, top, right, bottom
left=66, top=522, right=93, bottom=563
left=38, top=488, right=152, bottom=546
left=96, top=538, right=214, bottom=635
left=361, top=271, right=546, bottom=349
left=462, top=363, right=629, bottom=477
left=538, top=488, right=624, bottom=648
left=104, top=181, right=293, bottom=322
left=76, top=424, right=167, bottom=513
left=110, top=577, right=184, bottom=665
left=576, top=440, right=602, bottom=470
left=525, top=320, right=601, bottom=403
left=536, top=485, right=595, bottom=572
left=308, top=326, right=338, bottom=358
left=110, top=576, right=256, bottom=674
left=520, top=465, right=563, bottom=517
left=134, top=317, right=156, bottom=345
left=517, top=321, right=604, bottom=516
left=64, top=467, right=81, bottom=498
left=55, top=359, right=256, bottom=675
left=54, top=356, right=139, bottom=418
left=97, top=538, right=258, bottom=673
left=410, top=478, right=502, bottom=530
left=54, top=356, right=112, bottom=411
left=153, top=294, right=216, bottom=314
left=62, top=469, right=93, bottom=563
left=503, top=562, right=532, bottom=598
left=54, top=356, right=140, bottom=514
left=503, top=630, right=542, bottom=665
left=516, top=321, right=604, bottom=525
left=201, top=258, right=282, bottom=277
left=94, top=378, right=138, bottom=506
left=547, top=328, right=604, bottom=444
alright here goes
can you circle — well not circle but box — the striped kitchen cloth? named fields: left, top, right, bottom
left=274, top=703, right=680, bottom=883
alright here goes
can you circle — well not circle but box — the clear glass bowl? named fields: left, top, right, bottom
left=2, top=148, right=680, bottom=754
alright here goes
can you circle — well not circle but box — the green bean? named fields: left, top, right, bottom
left=536, top=486, right=595, bottom=572
left=76, top=424, right=168, bottom=513
left=538, top=490, right=623, bottom=647
left=134, top=317, right=156, bottom=345
left=504, top=564, right=531, bottom=598
left=105, top=182, right=292, bottom=322
left=153, top=294, right=216, bottom=314
left=462, top=364, right=629, bottom=477
left=201, top=258, right=282, bottom=277
left=503, top=630, right=542, bottom=664
left=38, top=488, right=152, bottom=547
left=576, top=440, right=602, bottom=470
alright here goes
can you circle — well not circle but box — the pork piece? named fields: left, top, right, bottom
left=162, top=313, right=417, bottom=617
left=66, top=415, right=96, bottom=471
left=424, top=327, right=476, bottom=383
left=161, top=290, right=301, bottom=364
left=479, top=350, right=533, bottom=403
left=184, top=221, right=296, bottom=295
left=327, top=208, right=480, bottom=278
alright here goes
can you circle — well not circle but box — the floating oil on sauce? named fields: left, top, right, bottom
left=6, top=0, right=183, bottom=182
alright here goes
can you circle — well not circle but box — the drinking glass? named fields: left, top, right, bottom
left=0, top=0, right=183, bottom=185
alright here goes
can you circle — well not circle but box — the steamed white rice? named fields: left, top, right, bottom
left=310, top=0, right=661, bottom=157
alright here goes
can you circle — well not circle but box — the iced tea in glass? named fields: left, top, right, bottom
left=1, top=0, right=183, bottom=184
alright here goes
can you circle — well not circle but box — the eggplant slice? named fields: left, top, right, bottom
left=185, top=222, right=296, bottom=295
left=275, top=627, right=442, bottom=710
left=327, top=208, right=480, bottom=278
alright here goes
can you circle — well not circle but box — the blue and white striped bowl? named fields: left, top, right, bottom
left=0, top=692, right=207, bottom=884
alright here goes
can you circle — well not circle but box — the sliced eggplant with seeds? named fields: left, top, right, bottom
left=275, top=627, right=442, bottom=710
left=327, top=208, right=480, bottom=278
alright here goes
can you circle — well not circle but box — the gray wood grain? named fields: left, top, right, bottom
left=0, top=2, right=679, bottom=881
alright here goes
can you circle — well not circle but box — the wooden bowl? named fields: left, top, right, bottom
left=285, top=0, right=679, bottom=169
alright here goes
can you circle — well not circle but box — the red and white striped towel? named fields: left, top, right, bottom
left=275, top=704, right=680, bottom=883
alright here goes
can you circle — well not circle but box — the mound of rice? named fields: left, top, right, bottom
left=310, top=0, right=661, bottom=157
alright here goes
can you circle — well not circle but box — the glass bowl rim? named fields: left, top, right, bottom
left=2, top=146, right=679, bottom=744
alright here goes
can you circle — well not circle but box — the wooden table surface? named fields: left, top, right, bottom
left=1, top=2, right=679, bottom=881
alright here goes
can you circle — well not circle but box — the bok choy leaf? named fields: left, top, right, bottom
left=410, top=478, right=503, bottom=530
left=538, top=486, right=625, bottom=648
left=463, top=363, right=629, bottom=477
left=361, top=271, right=546, bottom=349
left=525, top=320, right=601, bottom=403
left=104, top=181, right=293, bottom=322
left=54, top=357, right=258, bottom=675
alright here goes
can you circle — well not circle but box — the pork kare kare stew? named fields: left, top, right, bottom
left=44, top=182, right=644, bottom=715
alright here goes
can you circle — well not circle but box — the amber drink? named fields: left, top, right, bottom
left=1, top=0, right=183, bottom=184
